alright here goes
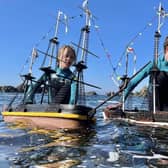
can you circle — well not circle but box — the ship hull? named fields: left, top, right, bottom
left=2, top=104, right=95, bottom=130
left=103, top=106, right=168, bottom=129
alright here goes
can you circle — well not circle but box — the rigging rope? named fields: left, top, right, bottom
left=114, top=15, right=156, bottom=80
left=19, top=13, right=84, bottom=78
left=91, top=20, right=120, bottom=87
left=91, top=14, right=156, bottom=87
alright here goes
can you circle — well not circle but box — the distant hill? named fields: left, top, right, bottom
left=134, top=86, right=148, bottom=97
left=0, top=85, right=99, bottom=96
left=106, top=86, right=148, bottom=97
left=0, top=85, right=18, bottom=92
left=0, top=83, right=24, bottom=92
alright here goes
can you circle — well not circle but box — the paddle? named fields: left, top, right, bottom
left=89, top=61, right=151, bottom=118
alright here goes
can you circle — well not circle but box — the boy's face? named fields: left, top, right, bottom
left=165, top=46, right=168, bottom=61
left=165, top=46, right=168, bottom=54
left=58, top=48, right=75, bottom=69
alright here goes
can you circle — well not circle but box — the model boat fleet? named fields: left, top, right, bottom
left=2, top=1, right=168, bottom=129
left=2, top=1, right=98, bottom=130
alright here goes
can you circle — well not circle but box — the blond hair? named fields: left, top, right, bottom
left=164, top=36, right=168, bottom=53
left=57, top=45, right=76, bottom=65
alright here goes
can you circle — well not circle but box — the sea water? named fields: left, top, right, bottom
left=0, top=93, right=168, bottom=168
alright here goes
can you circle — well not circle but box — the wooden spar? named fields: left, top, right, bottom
left=71, top=42, right=99, bottom=58
left=54, top=10, right=62, bottom=37
left=36, top=49, right=57, bottom=59
left=28, top=11, right=62, bottom=74
left=56, top=74, right=101, bottom=89
left=75, top=1, right=92, bottom=105
left=152, top=31, right=161, bottom=121
left=21, top=72, right=101, bottom=90
left=89, top=61, right=151, bottom=118
left=41, top=11, right=61, bottom=68
left=151, top=3, right=164, bottom=121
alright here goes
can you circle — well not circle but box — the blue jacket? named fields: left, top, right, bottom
left=24, top=67, right=77, bottom=104
left=124, top=55, right=168, bottom=100
left=53, top=67, right=77, bottom=104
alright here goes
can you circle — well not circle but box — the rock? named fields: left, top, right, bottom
left=85, top=91, right=97, bottom=96
left=0, top=85, right=18, bottom=92
left=16, top=83, right=24, bottom=92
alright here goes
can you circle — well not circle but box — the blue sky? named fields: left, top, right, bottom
left=0, top=0, right=168, bottom=94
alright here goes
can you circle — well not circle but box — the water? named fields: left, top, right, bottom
left=0, top=93, right=168, bottom=168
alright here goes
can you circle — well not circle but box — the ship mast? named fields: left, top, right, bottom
left=22, top=11, right=64, bottom=104
left=75, top=0, right=91, bottom=105
left=152, top=3, right=167, bottom=121
left=41, top=10, right=62, bottom=68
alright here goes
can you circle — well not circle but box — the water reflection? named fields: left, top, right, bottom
left=0, top=94, right=168, bottom=167
left=6, top=126, right=96, bottom=167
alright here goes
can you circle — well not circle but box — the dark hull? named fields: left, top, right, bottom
left=103, top=107, right=168, bottom=129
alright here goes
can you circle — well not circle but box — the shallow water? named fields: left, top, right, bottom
left=0, top=93, right=168, bottom=168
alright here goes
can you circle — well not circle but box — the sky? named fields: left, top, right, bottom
left=0, top=0, right=168, bottom=94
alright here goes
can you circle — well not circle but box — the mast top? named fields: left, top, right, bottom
left=157, top=3, right=168, bottom=34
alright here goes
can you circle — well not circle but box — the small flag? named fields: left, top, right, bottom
left=127, top=47, right=134, bottom=53
left=133, top=54, right=137, bottom=74
left=118, top=62, right=122, bottom=67
left=58, top=10, right=63, bottom=16
left=82, top=0, right=88, bottom=9
left=111, top=76, right=119, bottom=87
left=64, top=14, right=68, bottom=33
left=94, top=25, right=99, bottom=29
left=133, top=54, right=137, bottom=62
left=32, top=48, right=38, bottom=58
